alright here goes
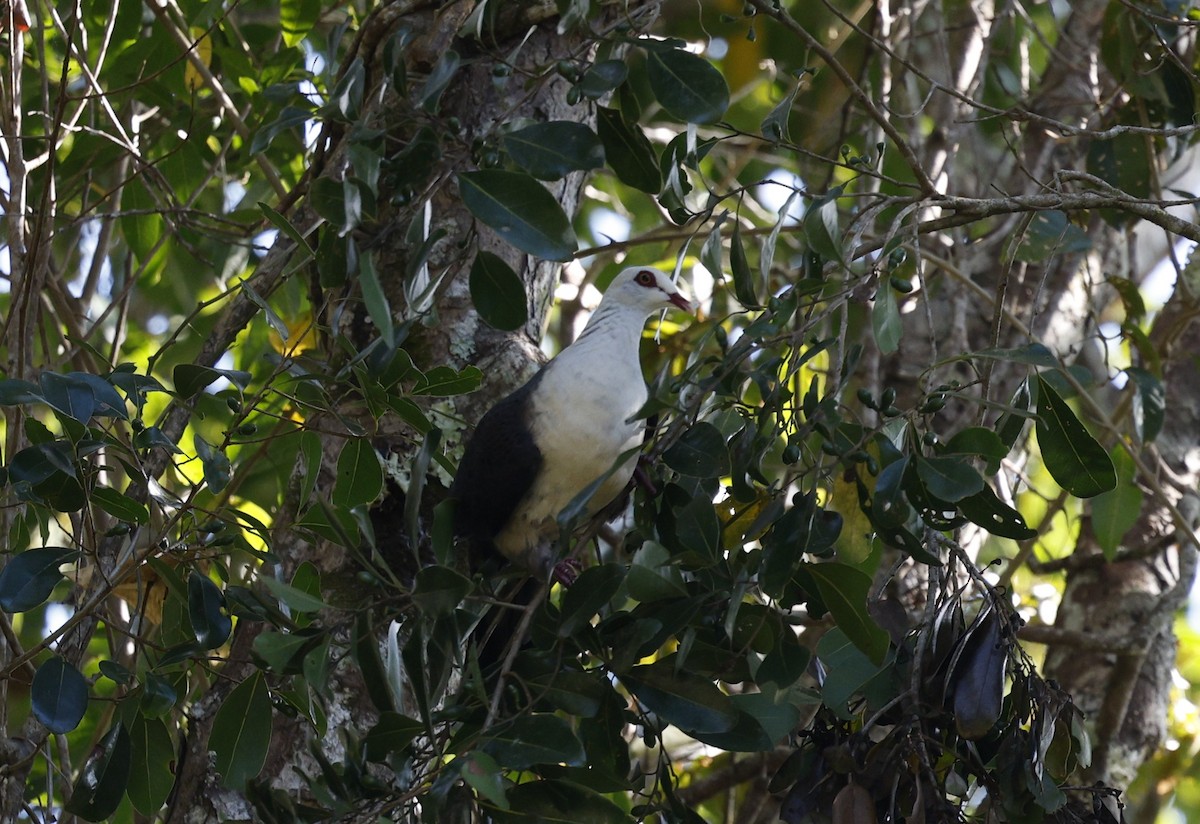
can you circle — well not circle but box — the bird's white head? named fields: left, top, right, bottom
left=602, top=267, right=694, bottom=316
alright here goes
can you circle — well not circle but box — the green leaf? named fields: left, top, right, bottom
left=491, top=779, right=628, bottom=824
left=1091, top=446, right=1142, bottom=559
left=280, top=0, right=320, bottom=47
left=193, top=434, right=231, bottom=495
left=32, top=656, right=89, bottom=733
left=127, top=714, right=176, bottom=814
left=418, top=49, right=460, bottom=111
left=1126, top=367, right=1164, bottom=443
left=674, top=496, right=721, bottom=562
left=358, top=251, right=395, bottom=347
left=412, top=364, right=484, bottom=396
left=172, top=364, right=252, bottom=399
left=558, top=563, right=625, bottom=637
left=469, top=252, right=528, bottom=331
left=944, top=426, right=1009, bottom=475
left=729, top=221, right=761, bottom=308
left=261, top=574, right=331, bottom=614
left=871, top=280, right=901, bottom=354
left=411, top=565, right=471, bottom=617
left=0, top=547, right=75, bottom=612
left=690, top=692, right=801, bottom=752
left=595, top=106, right=662, bottom=193
left=622, top=660, right=738, bottom=735
left=462, top=751, right=509, bottom=810
left=915, top=455, right=985, bottom=503
left=458, top=170, right=577, bottom=261
left=761, top=80, right=800, bottom=142
left=645, top=47, right=730, bottom=124
left=332, top=438, right=384, bottom=508
left=0, top=378, right=41, bottom=404
left=211, top=672, right=273, bottom=788
left=757, top=633, right=811, bottom=689
left=483, top=714, right=586, bottom=769
left=257, top=202, right=314, bottom=258
left=39, top=371, right=96, bottom=423
left=973, top=343, right=1059, bottom=368
left=958, top=485, right=1038, bottom=540
left=578, top=59, right=628, bottom=98
left=803, top=562, right=890, bottom=664
left=502, top=121, right=604, bottom=180
left=1034, top=376, right=1116, bottom=498
left=364, top=711, right=423, bottom=762
left=240, top=282, right=291, bottom=342
left=64, top=724, right=131, bottom=821
left=816, top=628, right=886, bottom=713
left=188, top=572, right=232, bottom=650
left=663, top=421, right=731, bottom=478
left=90, top=486, right=150, bottom=525
left=1011, top=210, right=1092, bottom=262
left=803, top=187, right=845, bottom=265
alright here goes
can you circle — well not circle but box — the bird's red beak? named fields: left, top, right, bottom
left=668, top=292, right=694, bottom=313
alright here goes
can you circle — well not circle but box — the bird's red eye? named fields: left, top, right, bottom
left=635, top=270, right=655, bottom=286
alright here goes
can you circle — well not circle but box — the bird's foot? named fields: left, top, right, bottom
left=634, top=458, right=659, bottom=497
left=552, top=558, right=582, bottom=587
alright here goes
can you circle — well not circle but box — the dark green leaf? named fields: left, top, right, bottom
left=32, top=656, right=89, bottom=733
left=418, top=49, right=460, bottom=110
left=1126, top=367, right=1164, bottom=444
left=1012, top=210, right=1092, bottom=262
left=459, top=170, right=577, bottom=261
left=39, top=371, right=95, bottom=423
left=692, top=692, right=801, bottom=752
left=260, top=575, right=330, bottom=614
left=188, top=572, right=232, bottom=650
left=1034, top=376, right=1116, bottom=498
left=558, top=564, right=625, bottom=637
left=412, top=364, right=484, bottom=396
left=1091, top=446, right=1142, bottom=560
left=663, top=421, right=731, bottom=478
left=90, top=486, right=150, bottom=525
left=595, top=106, right=661, bottom=193
left=729, top=221, right=761, bottom=308
left=0, top=547, right=75, bottom=612
left=674, top=496, right=721, bottom=562
left=645, top=47, right=729, bottom=124
left=871, top=281, right=901, bottom=354
left=8, top=441, right=76, bottom=485
left=358, top=252, right=395, bottom=347
left=973, top=343, right=1059, bottom=368
left=257, top=202, right=314, bottom=258
left=332, top=438, right=384, bottom=508
left=211, top=672, right=272, bottom=788
left=327, top=57, right=365, bottom=121
left=483, top=714, right=585, bottom=769
left=757, top=633, right=811, bottom=689
left=462, top=751, right=509, bottom=810
left=579, top=59, right=628, bottom=98
left=411, top=565, right=471, bottom=617
left=803, top=187, right=844, bottom=265
left=958, top=485, right=1037, bottom=540
left=950, top=606, right=1007, bottom=740
left=944, top=426, right=1009, bottom=475
left=0, top=378, right=41, bottom=405
left=915, top=455, right=985, bottom=503
left=761, top=80, right=800, bottom=142
left=65, top=724, right=130, bottom=821
left=172, top=364, right=252, bottom=399
left=816, top=628, right=886, bottom=713
left=804, top=562, right=889, bottom=664
left=491, top=779, right=628, bottom=824
left=364, top=711, right=423, bottom=762
left=622, top=660, right=737, bottom=734
left=127, top=714, right=176, bottom=814
left=502, top=121, right=604, bottom=180
left=469, top=252, right=528, bottom=331
left=193, top=435, right=231, bottom=495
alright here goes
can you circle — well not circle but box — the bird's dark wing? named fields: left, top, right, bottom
left=451, top=373, right=544, bottom=544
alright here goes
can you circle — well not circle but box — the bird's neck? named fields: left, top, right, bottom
left=567, top=304, right=648, bottom=364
